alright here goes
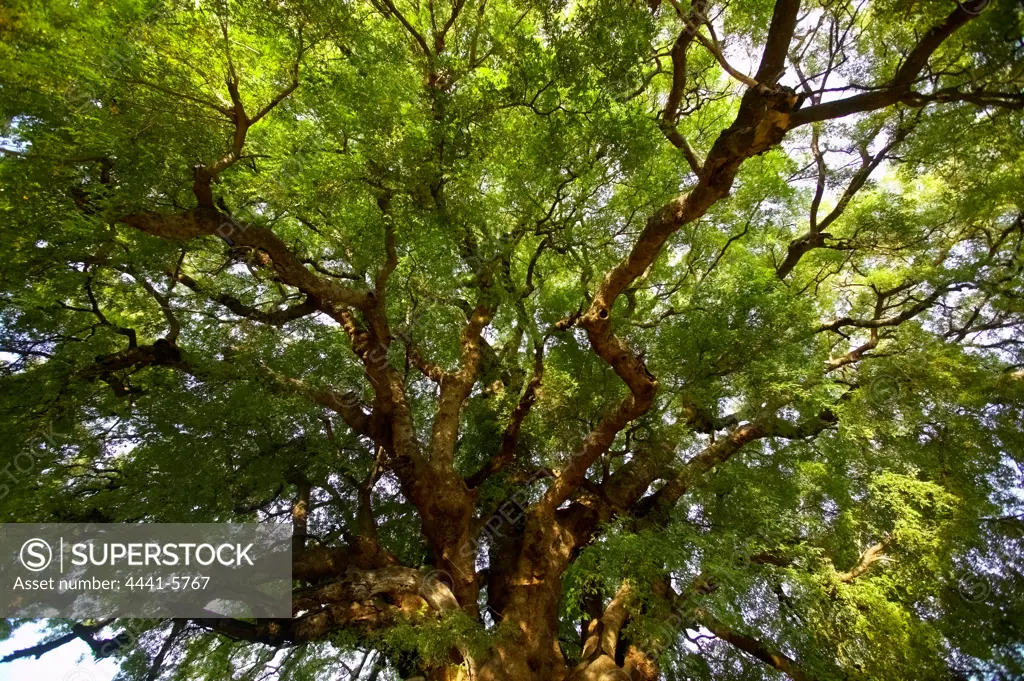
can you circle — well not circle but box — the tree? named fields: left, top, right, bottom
left=1, top=0, right=1023, bottom=678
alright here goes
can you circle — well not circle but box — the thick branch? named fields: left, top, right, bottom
left=816, top=284, right=961, bottom=334
left=466, top=342, right=544, bottom=488
left=173, top=270, right=320, bottom=325
left=120, top=211, right=372, bottom=313
left=778, top=122, right=912, bottom=280
left=789, top=1, right=988, bottom=126
left=696, top=609, right=817, bottom=681
left=755, top=0, right=803, bottom=85
left=0, top=620, right=118, bottom=663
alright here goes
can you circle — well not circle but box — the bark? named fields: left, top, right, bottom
left=696, top=609, right=816, bottom=681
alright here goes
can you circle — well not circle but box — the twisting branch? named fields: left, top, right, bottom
left=466, top=341, right=544, bottom=488
left=691, top=28, right=759, bottom=89
left=192, top=25, right=307, bottom=209
left=637, top=405, right=839, bottom=520
left=637, top=422, right=771, bottom=519
left=536, top=0, right=805, bottom=519
left=120, top=211, right=371, bottom=313
left=255, top=363, right=383, bottom=445
left=1, top=620, right=119, bottom=663
left=777, top=118, right=915, bottom=280
left=695, top=609, right=817, bottom=681
left=405, top=341, right=446, bottom=383
left=173, top=270, right=320, bottom=326
left=816, top=282, right=968, bottom=334
left=789, top=1, right=990, bottom=126
left=824, top=327, right=879, bottom=372
left=659, top=0, right=708, bottom=176
left=84, top=274, right=137, bottom=348
left=125, top=267, right=182, bottom=343
left=379, top=0, right=434, bottom=59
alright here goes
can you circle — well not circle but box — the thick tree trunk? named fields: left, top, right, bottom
left=471, top=520, right=658, bottom=681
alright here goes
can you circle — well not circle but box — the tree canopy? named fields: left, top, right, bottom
left=1, top=0, right=1023, bottom=679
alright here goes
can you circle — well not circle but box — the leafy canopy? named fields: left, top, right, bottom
left=1, top=0, right=1023, bottom=680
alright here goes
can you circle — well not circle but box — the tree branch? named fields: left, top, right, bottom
left=836, top=537, right=890, bottom=582
left=696, top=609, right=817, bottom=681
left=466, top=342, right=544, bottom=487
left=789, top=1, right=988, bottom=127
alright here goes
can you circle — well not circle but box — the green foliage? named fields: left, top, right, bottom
left=1, top=0, right=1023, bottom=679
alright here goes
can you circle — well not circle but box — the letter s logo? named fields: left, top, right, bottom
left=20, top=538, right=52, bottom=571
